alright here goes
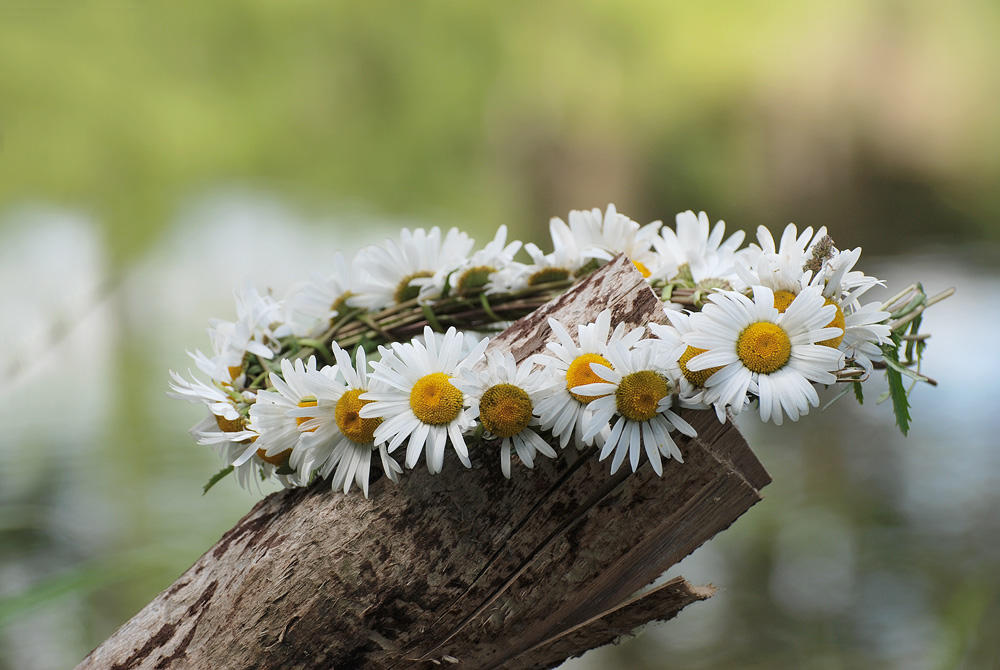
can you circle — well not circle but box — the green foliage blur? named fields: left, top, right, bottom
left=3, top=2, right=999, bottom=260
left=1, top=3, right=998, bottom=668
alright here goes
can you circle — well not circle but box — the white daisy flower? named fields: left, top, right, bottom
left=282, top=252, right=357, bottom=337
left=683, top=286, right=845, bottom=425
left=647, top=314, right=724, bottom=421
left=191, top=285, right=286, bottom=388
left=189, top=404, right=302, bottom=491
left=840, top=301, right=892, bottom=372
left=167, top=369, right=243, bottom=422
left=350, top=227, right=475, bottom=310
left=186, top=347, right=244, bottom=388
left=291, top=344, right=402, bottom=497
left=184, top=335, right=244, bottom=392
left=736, top=223, right=827, bottom=294
left=191, top=416, right=262, bottom=492
left=420, top=225, right=523, bottom=299
left=814, top=247, right=881, bottom=303
left=572, top=339, right=697, bottom=475
left=565, top=203, right=662, bottom=278
left=245, top=356, right=325, bottom=473
left=223, top=285, right=286, bottom=356
left=169, top=364, right=280, bottom=488
left=360, top=326, right=489, bottom=474
left=774, top=245, right=890, bottom=366
left=803, top=247, right=889, bottom=361
left=739, top=231, right=888, bottom=371
left=455, top=350, right=556, bottom=478
left=652, top=210, right=745, bottom=287
left=188, top=404, right=257, bottom=450
left=504, top=216, right=590, bottom=291
left=534, top=308, right=645, bottom=449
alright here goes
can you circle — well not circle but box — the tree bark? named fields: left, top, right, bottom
left=79, top=256, right=770, bottom=670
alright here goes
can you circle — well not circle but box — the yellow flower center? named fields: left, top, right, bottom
left=256, top=447, right=291, bottom=467
left=393, top=270, right=434, bottom=303
left=295, top=397, right=318, bottom=432
left=528, top=267, right=571, bottom=285
left=227, top=365, right=244, bottom=381
left=410, top=372, right=464, bottom=425
left=215, top=413, right=256, bottom=445
left=772, top=290, right=844, bottom=348
left=818, top=298, right=846, bottom=348
left=616, top=371, right=671, bottom=422
left=214, top=413, right=245, bottom=433
left=678, top=345, right=722, bottom=387
left=331, top=291, right=354, bottom=314
left=736, top=322, right=791, bottom=374
left=479, top=383, right=533, bottom=438
left=566, top=353, right=613, bottom=404
left=335, top=389, right=382, bottom=444
left=773, top=289, right=797, bottom=313
left=632, top=260, right=651, bottom=278
left=456, top=265, right=495, bottom=293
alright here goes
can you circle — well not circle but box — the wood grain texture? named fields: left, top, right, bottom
left=518, top=577, right=715, bottom=670
left=78, top=256, right=770, bottom=670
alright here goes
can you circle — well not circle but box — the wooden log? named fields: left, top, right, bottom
left=78, top=256, right=770, bottom=670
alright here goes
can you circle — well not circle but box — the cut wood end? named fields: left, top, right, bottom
left=688, top=582, right=717, bottom=600
left=514, top=576, right=716, bottom=669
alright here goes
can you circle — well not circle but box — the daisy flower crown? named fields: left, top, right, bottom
left=169, top=205, right=952, bottom=496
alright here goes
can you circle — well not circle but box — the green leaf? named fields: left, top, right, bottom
left=881, top=339, right=911, bottom=435
left=202, top=465, right=234, bottom=494
left=358, top=334, right=377, bottom=354
left=887, top=366, right=911, bottom=435
left=296, top=338, right=333, bottom=362
left=905, top=313, right=922, bottom=363
left=853, top=381, right=864, bottom=404
left=575, top=258, right=602, bottom=277
left=890, top=287, right=926, bottom=320
left=421, top=303, right=445, bottom=332
left=439, top=269, right=456, bottom=299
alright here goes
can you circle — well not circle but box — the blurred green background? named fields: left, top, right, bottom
left=1, top=2, right=998, bottom=668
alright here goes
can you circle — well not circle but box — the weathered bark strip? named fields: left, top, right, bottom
left=79, top=257, right=770, bottom=670
left=519, top=577, right=715, bottom=670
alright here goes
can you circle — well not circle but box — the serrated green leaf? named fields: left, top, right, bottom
left=853, top=381, right=864, bottom=404
left=202, top=465, right=234, bottom=494
left=886, top=366, right=911, bottom=435
left=881, top=340, right=911, bottom=435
